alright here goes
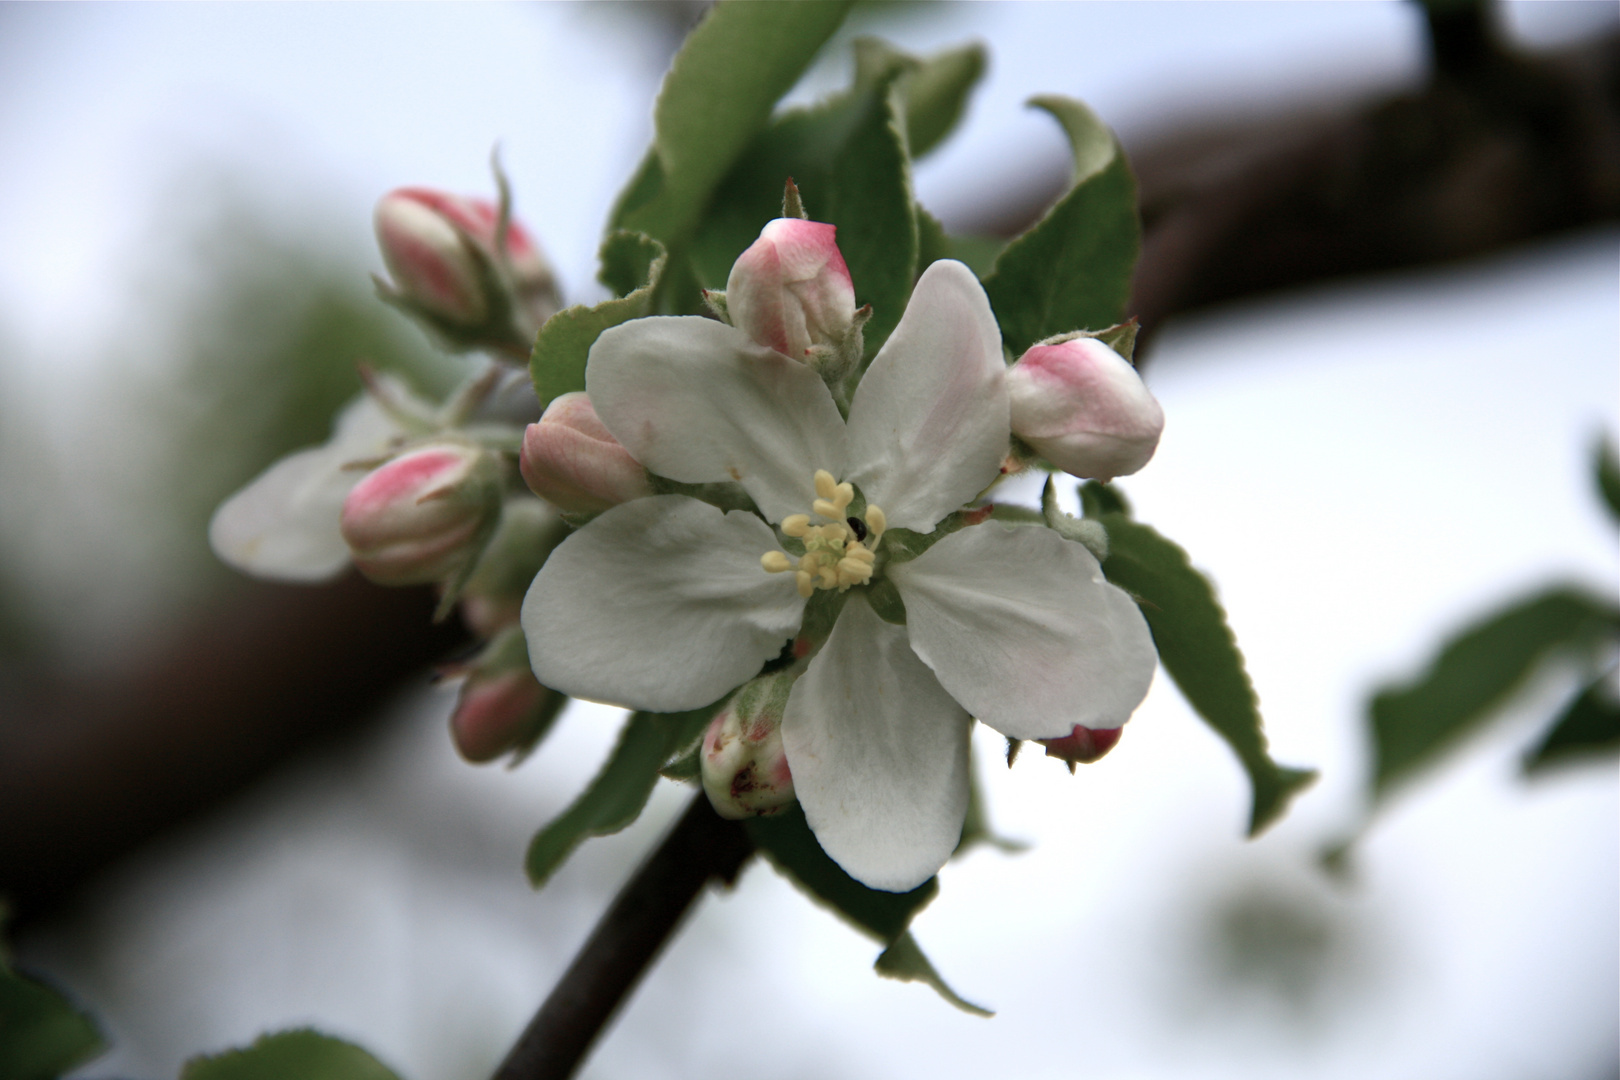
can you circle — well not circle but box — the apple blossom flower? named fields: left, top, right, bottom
left=725, top=218, right=857, bottom=361
left=522, top=259, right=1157, bottom=892
left=701, top=671, right=797, bottom=820
left=1006, top=336, right=1164, bottom=482
left=208, top=375, right=428, bottom=583
left=340, top=441, right=504, bottom=586
left=519, top=392, right=654, bottom=515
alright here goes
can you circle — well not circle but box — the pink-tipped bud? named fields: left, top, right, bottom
left=340, top=442, right=503, bottom=586
left=448, top=627, right=563, bottom=763
left=701, top=672, right=797, bottom=820
left=725, top=218, right=856, bottom=360
left=1006, top=338, right=1164, bottom=482
left=520, top=393, right=653, bottom=515
left=1039, top=724, right=1123, bottom=771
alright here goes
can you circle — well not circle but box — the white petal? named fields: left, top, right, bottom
left=587, top=317, right=847, bottom=523
left=846, top=260, right=1008, bottom=532
left=889, top=522, right=1157, bottom=740
left=522, top=495, right=805, bottom=712
left=781, top=595, right=972, bottom=892
left=207, top=395, right=403, bottom=583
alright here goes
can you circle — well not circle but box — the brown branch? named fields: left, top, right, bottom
left=491, top=794, right=753, bottom=1080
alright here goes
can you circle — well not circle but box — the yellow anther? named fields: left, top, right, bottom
left=761, top=551, right=793, bottom=574
left=795, top=571, right=814, bottom=598
left=844, top=544, right=875, bottom=564
left=864, top=505, right=887, bottom=541
left=817, top=565, right=838, bottom=589
left=812, top=498, right=841, bottom=521
left=837, top=557, right=874, bottom=583
left=782, top=514, right=810, bottom=538
left=815, top=470, right=838, bottom=500
left=834, top=482, right=854, bottom=509
left=798, top=552, right=819, bottom=573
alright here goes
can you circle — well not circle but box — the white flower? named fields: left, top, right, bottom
left=522, top=261, right=1157, bottom=891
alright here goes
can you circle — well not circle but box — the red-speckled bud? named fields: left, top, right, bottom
left=701, top=672, right=797, bottom=820
left=1039, top=723, right=1123, bottom=771
left=726, top=218, right=856, bottom=361
left=340, top=442, right=503, bottom=586
left=520, top=392, right=653, bottom=515
left=1007, top=338, right=1164, bottom=482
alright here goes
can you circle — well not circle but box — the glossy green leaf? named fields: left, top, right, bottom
left=875, top=931, right=993, bottom=1017
left=526, top=704, right=720, bottom=887
left=0, top=962, right=103, bottom=1080
left=1594, top=434, right=1620, bottom=525
left=609, top=0, right=855, bottom=252
left=981, top=96, right=1139, bottom=355
left=181, top=1030, right=399, bottom=1080
left=1370, top=587, right=1620, bottom=794
left=852, top=38, right=987, bottom=160
left=690, top=63, right=918, bottom=356
left=529, top=235, right=665, bottom=413
left=1523, top=668, right=1620, bottom=773
left=1082, top=486, right=1316, bottom=835
left=746, top=804, right=936, bottom=943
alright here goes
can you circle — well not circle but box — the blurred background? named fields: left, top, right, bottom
left=1, top=3, right=1615, bottom=1079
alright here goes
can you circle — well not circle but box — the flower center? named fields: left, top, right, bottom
left=760, top=469, right=887, bottom=598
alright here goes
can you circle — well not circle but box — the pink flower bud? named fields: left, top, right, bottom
left=701, top=673, right=796, bottom=820
left=1039, top=724, right=1123, bottom=771
left=520, top=392, right=653, bottom=515
left=1006, top=338, right=1165, bottom=482
left=447, top=627, right=564, bottom=763
left=726, top=218, right=856, bottom=360
left=340, top=442, right=504, bottom=586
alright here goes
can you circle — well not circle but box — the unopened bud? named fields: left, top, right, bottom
left=701, top=672, right=797, bottom=820
left=1039, top=723, right=1123, bottom=772
left=449, top=627, right=564, bottom=763
left=340, top=442, right=503, bottom=586
left=520, top=392, right=653, bottom=515
left=1007, top=338, right=1164, bottom=482
left=726, top=218, right=856, bottom=361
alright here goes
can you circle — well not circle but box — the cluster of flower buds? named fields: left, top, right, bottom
left=446, top=626, right=565, bottom=764
left=700, top=671, right=797, bottom=820
left=1006, top=333, right=1164, bottom=483
left=374, top=185, right=560, bottom=361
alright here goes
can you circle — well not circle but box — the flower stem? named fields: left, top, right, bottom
left=491, top=793, right=754, bottom=1080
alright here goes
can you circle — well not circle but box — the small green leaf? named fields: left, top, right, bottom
left=610, top=0, right=855, bottom=252
left=1594, top=433, right=1620, bottom=525
left=874, top=931, right=993, bottom=1017
left=853, top=38, right=987, bottom=160
left=529, top=235, right=665, bottom=413
left=916, top=203, right=951, bottom=270
left=982, top=96, right=1139, bottom=355
left=181, top=1030, right=400, bottom=1080
left=746, top=804, right=936, bottom=943
left=597, top=229, right=665, bottom=299
left=526, top=704, right=720, bottom=887
left=1371, top=588, right=1620, bottom=794
left=948, top=235, right=1006, bottom=280
left=1523, top=668, right=1620, bottom=773
left=1084, top=491, right=1315, bottom=835
left=0, top=963, right=104, bottom=1080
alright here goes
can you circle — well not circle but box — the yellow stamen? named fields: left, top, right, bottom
left=864, top=505, right=887, bottom=542
left=814, top=470, right=837, bottom=500
left=812, top=498, right=842, bottom=521
left=795, top=571, right=814, bottom=597
left=764, top=472, right=889, bottom=596
left=761, top=551, right=793, bottom=573
left=782, top=514, right=810, bottom=538
left=844, top=545, right=875, bottom=564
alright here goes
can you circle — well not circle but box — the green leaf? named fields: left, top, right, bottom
left=597, top=229, right=665, bottom=300
left=526, top=704, right=720, bottom=887
left=0, top=962, right=104, bottom=1080
left=1084, top=492, right=1316, bottom=835
left=853, top=38, right=987, bottom=160
left=181, top=1030, right=401, bottom=1080
left=1595, top=433, right=1620, bottom=526
left=528, top=234, right=665, bottom=413
left=1370, top=587, right=1620, bottom=794
left=915, top=203, right=952, bottom=270
left=981, top=96, right=1140, bottom=355
left=874, top=931, right=993, bottom=1017
left=1523, top=668, right=1620, bottom=773
left=609, top=0, right=855, bottom=253
left=690, top=61, right=918, bottom=356
left=947, top=234, right=1006, bottom=280
left=746, top=804, right=936, bottom=943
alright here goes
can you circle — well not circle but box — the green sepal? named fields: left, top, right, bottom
left=1369, top=587, right=1620, bottom=795
left=1081, top=484, right=1316, bottom=835
left=180, top=1029, right=401, bottom=1080
left=0, top=957, right=104, bottom=1080
left=688, top=48, right=918, bottom=358
left=981, top=96, right=1139, bottom=355
left=852, top=37, right=988, bottom=161
left=598, top=229, right=666, bottom=300
left=1036, top=319, right=1141, bottom=365
left=529, top=234, right=666, bottom=413
left=1594, top=433, right=1620, bottom=525
left=608, top=0, right=854, bottom=312
left=1523, top=668, right=1620, bottom=773
left=526, top=703, right=722, bottom=887
left=865, top=577, right=908, bottom=625
left=874, top=931, right=993, bottom=1017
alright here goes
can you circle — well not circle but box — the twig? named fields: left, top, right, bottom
left=492, top=794, right=754, bottom=1080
